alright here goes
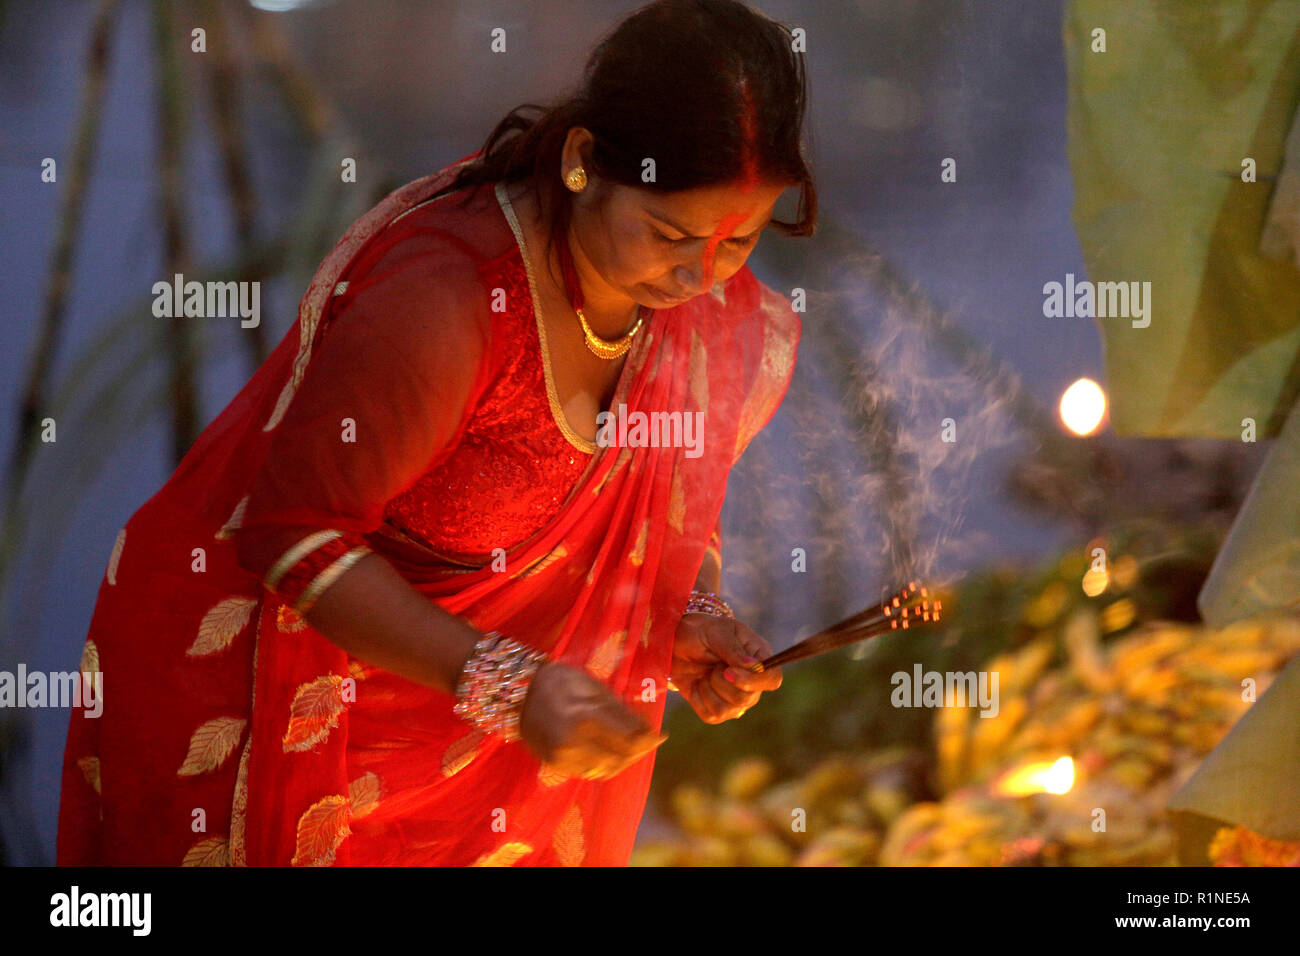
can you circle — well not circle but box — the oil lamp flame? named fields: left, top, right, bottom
left=994, top=756, right=1075, bottom=797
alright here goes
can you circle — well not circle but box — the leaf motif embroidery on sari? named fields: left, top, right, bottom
left=442, top=730, right=485, bottom=777
left=472, top=841, right=532, bottom=867
left=282, top=674, right=348, bottom=752
left=77, top=756, right=101, bottom=794
left=758, top=302, right=796, bottom=392
left=105, top=529, right=125, bottom=585
left=182, top=835, right=231, bottom=867
left=515, top=544, right=568, bottom=579
left=80, top=639, right=99, bottom=674
left=214, top=495, right=249, bottom=540
left=291, top=794, right=351, bottom=866
left=187, top=596, right=258, bottom=657
left=688, top=327, right=709, bottom=414
left=177, top=716, right=247, bottom=776
left=592, top=446, right=632, bottom=496
left=628, top=520, right=649, bottom=566
left=641, top=610, right=654, bottom=649
left=668, top=467, right=687, bottom=534
left=276, top=603, right=308, bottom=633
left=553, top=803, right=585, bottom=866
left=733, top=301, right=797, bottom=463
left=538, top=764, right=570, bottom=788
left=348, top=771, right=383, bottom=819
left=586, top=630, right=626, bottom=681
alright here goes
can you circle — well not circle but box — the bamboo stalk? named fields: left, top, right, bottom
left=234, top=0, right=337, bottom=142
left=0, top=238, right=289, bottom=599
left=199, top=0, right=268, bottom=366
left=152, top=0, right=201, bottom=465
left=8, top=0, right=120, bottom=493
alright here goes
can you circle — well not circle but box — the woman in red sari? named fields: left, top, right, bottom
left=57, top=0, right=816, bottom=866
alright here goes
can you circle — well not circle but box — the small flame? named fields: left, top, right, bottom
left=994, top=756, right=1075, bottom=796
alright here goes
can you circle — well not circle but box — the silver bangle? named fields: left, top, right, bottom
left=452, top=630, right=549, bottom=742
left=684, top=589, right=735, bottom=620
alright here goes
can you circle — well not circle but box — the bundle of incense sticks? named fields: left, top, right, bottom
left=747, top=582, right=940, bottom=673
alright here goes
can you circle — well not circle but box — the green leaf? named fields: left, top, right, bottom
left=1066, top=0, right=1300, bottom=437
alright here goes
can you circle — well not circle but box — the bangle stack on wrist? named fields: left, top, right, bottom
left=684, top=589, right=735, bottom=620
left=452, top=630, right=549, bottom=742
left=669, top=591, right=736, bottom=693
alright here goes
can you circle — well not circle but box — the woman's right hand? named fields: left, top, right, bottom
left=518, top=661, right=667, bottom=781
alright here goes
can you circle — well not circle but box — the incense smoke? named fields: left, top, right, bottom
left=720, top=231, right=1023, bottom=648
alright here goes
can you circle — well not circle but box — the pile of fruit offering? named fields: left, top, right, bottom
left=630, top=612, right=1300, bottom=866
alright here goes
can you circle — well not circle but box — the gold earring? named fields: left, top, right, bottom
left=565, top=166, right=588, bottom=192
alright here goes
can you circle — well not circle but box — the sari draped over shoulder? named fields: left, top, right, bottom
left=56, top=153, right=800, bottom=866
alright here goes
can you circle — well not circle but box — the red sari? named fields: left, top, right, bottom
left=56, top=154, right=800, bottom=866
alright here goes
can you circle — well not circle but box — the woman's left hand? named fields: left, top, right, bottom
left=669, top=613, right=782, bottom=724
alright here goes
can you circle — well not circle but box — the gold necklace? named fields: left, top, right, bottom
left=557, top=221, right=646, bottom=360
left=576, top=305, right=645, bottom=360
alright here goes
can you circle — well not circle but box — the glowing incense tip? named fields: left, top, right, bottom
left=750, top=579, right=945, bottom=672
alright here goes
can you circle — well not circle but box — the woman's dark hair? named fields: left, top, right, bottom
left=431, top=0, right=816, bottom=274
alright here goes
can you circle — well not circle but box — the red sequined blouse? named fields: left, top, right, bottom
left=382, top=195, right=598, bottom=565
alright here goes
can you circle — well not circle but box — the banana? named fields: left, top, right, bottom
left=722, top=757, right=775, bottom=802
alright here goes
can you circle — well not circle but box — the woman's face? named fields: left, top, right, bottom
left=572, top=176, right=789, bottom=309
